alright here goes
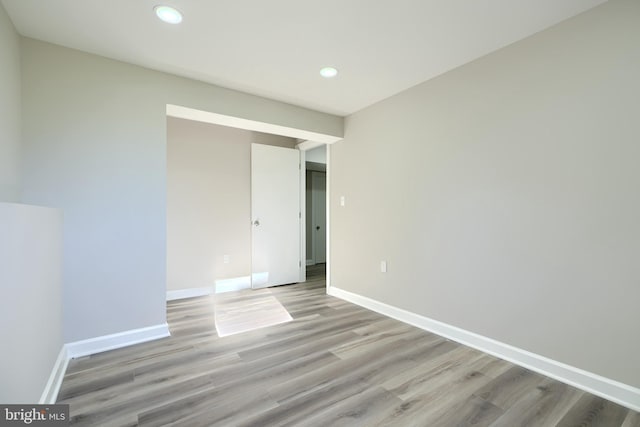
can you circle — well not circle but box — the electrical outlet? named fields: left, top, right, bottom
left=223, top=255, right=230, bottom=264
left=340, top=196, right=345, bottom=207
left=380, top=261, right=387, bottom=273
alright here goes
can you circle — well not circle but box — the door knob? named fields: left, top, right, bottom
left=316, top=226, right=320, bottom=230
left=253, top=219, right=260, bottom=226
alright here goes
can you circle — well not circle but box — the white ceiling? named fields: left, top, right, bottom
left=2, top=0, right=606, bottom=116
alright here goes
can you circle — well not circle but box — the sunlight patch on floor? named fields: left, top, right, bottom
left=214, top=288, right=292, bottom=337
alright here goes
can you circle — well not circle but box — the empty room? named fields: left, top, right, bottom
left=1, top=0, right=639, bottom=426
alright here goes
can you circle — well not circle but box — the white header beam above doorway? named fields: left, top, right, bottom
left=167, top=104, right=342, bottom=145
left=296, top=140, right=327, bottom=151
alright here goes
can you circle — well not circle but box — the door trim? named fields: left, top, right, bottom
left=299, top=148, right=306, bottom=283
left=326, top=144, right=331, bottom=292
left=298, top=142, right=330, bottom=291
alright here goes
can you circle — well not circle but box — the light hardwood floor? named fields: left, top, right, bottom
left=58, top=266, right=639, bottom=426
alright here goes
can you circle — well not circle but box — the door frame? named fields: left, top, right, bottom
left=299, top=149, right=306, bottom=283
left=297, top=141, right=331, bottom=292
left=326, top=143, right=331, bottom=292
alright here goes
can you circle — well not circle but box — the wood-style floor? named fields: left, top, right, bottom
left=58, top=265, right=639, bottom=426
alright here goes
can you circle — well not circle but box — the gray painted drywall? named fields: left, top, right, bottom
left=20, top=38, right=342, bottom=342
left=167, top=117, right=295, bottom=291
left=331, top=0, right=640, bottom=388
left=0, top=203, right=63, bottom=403
left=305, top=145, right=327, bottom=164
left=0, top=3, right=21, bottom=202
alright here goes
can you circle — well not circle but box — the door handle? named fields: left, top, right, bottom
left=316, top=226, right=320, bottom=230
left=253, top=219, right=260, bottom=226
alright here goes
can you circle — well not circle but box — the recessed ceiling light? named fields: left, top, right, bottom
left=320, top=67, right=338, bottom=78
left=155, top=5, right=183, bottom=24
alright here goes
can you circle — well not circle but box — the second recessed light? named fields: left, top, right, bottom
left=155, top=5, right=183, bottom=24
left=320, top=67, right=338, bottom=78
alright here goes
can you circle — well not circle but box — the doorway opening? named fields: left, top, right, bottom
left=304, top=145, right=327, bottom=284
left=166, top=105, right=338, bottom=301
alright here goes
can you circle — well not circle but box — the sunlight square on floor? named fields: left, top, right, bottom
left=214, top=288, right=293, bottom=337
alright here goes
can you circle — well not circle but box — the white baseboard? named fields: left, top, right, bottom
left=328, top=286, right=640, bottom=412
left=215, top=276, right=251, bottom=294
left=167, top=286, right=214, bottom=301
left=39, top=346, right=69, bottom=404
left=66, top=323, right=171, bottom=359
left=38, top=323, right=171, bottom=402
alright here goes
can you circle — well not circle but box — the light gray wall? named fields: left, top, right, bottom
left=20, top=38, right=342, bottom=342
left=0, top=203, right=63, bottom=403
left=1, top=6, right=63, bottom=401
left=167, top=117, right=295, bottom=291
left=331, top=0, right=640, bottom=388
left=0, top=2, right=21, bottom=202
left=305, top=145, right=327, bottom=164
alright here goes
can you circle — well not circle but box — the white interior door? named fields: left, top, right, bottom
left=311, top=171, right=327, bottom=264
left=251, top=144, right=301, bottom=289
